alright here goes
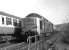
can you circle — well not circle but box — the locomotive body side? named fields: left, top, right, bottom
left=44, top=19, right=53, bottom=36
left=38, top=17, right=53, bottom=35
left=44, top=18, right=53, bottom=33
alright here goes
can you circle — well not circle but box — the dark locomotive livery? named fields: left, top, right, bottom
left=0, top=12, right=53, bottom=43
left=20, top=13, right=53, bottom=42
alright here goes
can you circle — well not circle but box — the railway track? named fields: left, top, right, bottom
left=45, top=31, right=69, bottom=50
left=42, top=32, right=63, bottom=50
left=0, top=42, right=27, bottom=50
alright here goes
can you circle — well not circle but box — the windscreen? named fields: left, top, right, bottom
left=23, top=17, right=36, bottom=26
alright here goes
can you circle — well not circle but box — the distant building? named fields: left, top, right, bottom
left=55, top=23, right=69, bottom=31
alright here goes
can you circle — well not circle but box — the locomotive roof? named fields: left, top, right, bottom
left=26, top=13, right=53, bottom=24
left=0, top=11, right=21, bottom=19
left=26, top=13, right=43, bottom=18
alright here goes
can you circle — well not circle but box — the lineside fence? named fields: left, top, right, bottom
left=0, top=34, right=47, bottom=50
left=27, top=34, right=46, bottom=50
left=27, top=33, right=60, bottom=50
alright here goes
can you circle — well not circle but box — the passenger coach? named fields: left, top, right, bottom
left=0, top=12, right=22, bottom=42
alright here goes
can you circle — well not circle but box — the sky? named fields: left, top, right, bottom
left=0, top=0, right=69, bottom=25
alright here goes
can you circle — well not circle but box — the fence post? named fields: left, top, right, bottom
left=40, top=34, right=45, bottom=50
left=35, top=35, right=38, bottom=50
left=37, top=35, right=40, bottom=50
left=40, top=34, right=42, bottom=50
left=28, top=36, right=31, bottom=50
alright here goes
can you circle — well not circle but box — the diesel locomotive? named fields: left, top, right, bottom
left=22, top=13, right=53, bottom=35
left=21, top=13, right=53, bottom=42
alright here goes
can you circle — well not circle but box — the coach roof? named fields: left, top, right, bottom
left=0, top=11, right=21, bottom=19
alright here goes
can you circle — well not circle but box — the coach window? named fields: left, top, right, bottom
left=13, top=19, right=17, bottom=26
left=6, top=17, right=12, bottom=25
left=2, top=17, right=4, bottom=24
